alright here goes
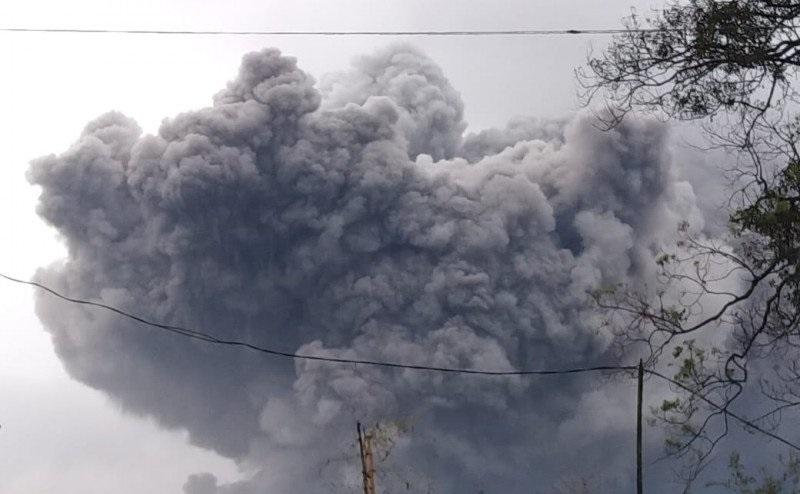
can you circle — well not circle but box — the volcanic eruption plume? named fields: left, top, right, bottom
left=29, top=45, right=702, bottom=492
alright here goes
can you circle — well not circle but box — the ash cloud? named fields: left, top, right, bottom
left=30, top=45, right=702, bottom=492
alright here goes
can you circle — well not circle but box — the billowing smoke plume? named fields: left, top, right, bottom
left=30, top=45, right=703, bottom=492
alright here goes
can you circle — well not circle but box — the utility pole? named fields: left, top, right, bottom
left=636, top=359, right=644, bottom=494
left=357, top=421, right=377, bottom=494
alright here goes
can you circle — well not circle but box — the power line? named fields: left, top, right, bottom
left=3, top=271, right=799, bottom=451
left=0, top=272, right=633, bottom=377
left=645, top=369, right=800, bottom=453
left=0, top=27, right=663, bottom=37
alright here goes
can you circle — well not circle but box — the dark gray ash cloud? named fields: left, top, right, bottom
left=29, top=45, right=705, bottom=492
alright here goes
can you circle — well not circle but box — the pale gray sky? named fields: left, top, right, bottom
left=0, top=1, right=665, bottom=493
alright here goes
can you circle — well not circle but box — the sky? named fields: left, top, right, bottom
left=0, top=1, right=756, bottom=493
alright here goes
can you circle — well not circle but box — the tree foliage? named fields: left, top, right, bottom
left=710, top=452, right=800, bottom=493
left=581, top=0, right=800, bottom=127
left=581, top=0, right=800, bottom=486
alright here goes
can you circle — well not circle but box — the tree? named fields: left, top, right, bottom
left=579, top=0, right=800, bottom=486
left=709, top=451, right=800, bottom=493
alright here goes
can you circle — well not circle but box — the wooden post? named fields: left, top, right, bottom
left=364, top=428, right=376, bottom=494
left=636, top=359, right=644, bottom=494
left=357, top=421, right=377, bottom=494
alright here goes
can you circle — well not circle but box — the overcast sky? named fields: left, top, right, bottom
left=0, top=1, right=681, bottom=493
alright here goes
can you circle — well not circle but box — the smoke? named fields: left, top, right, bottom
left=29, top=45, right=704, bottom=492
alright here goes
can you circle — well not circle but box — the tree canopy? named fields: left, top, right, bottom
left=581, top=0, right=800, bottom=486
